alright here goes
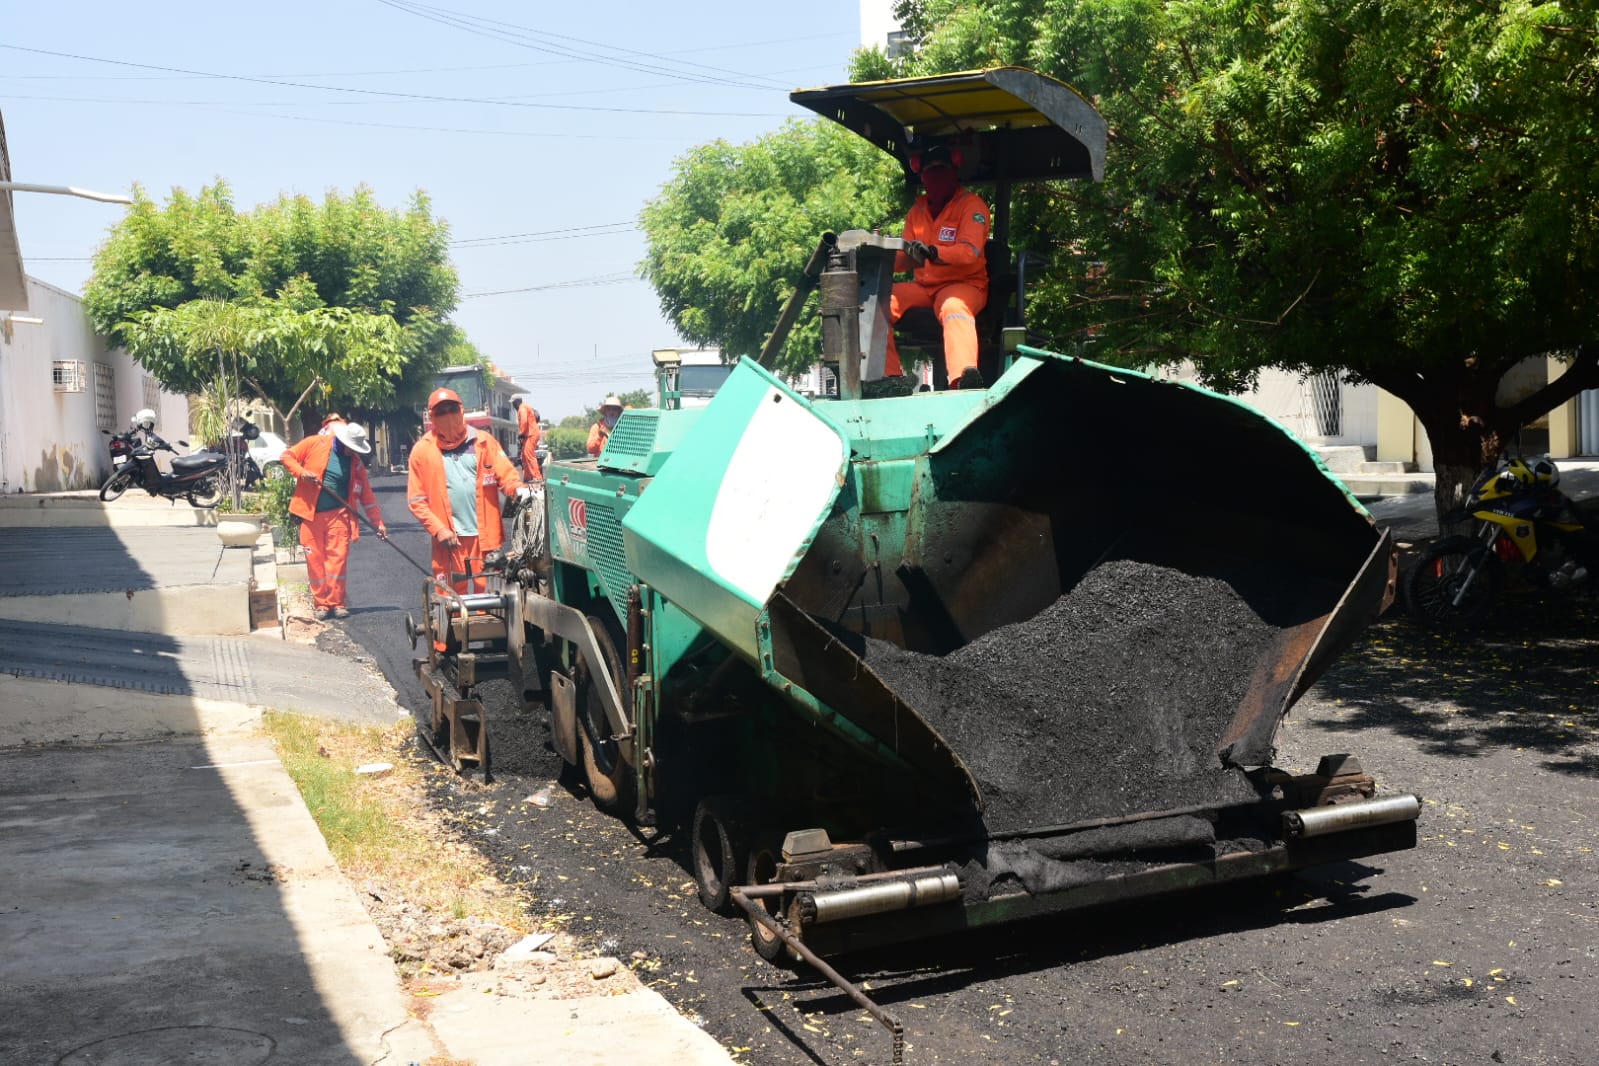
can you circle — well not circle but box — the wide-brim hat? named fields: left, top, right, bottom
left=602, top=395, right=623, bottom=410
left=332, top=421, right=372, bottom=454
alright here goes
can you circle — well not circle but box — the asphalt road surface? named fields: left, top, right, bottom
left=331, top=476, right=1599, bottom=1066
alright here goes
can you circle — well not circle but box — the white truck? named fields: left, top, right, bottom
left=651, top=347, right=732, bottom=409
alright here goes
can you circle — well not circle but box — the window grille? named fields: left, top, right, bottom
left=94, top=363, right=116, bottom=430
left=142, top=374, right=161, bottom=415
left=1310, top=371, right=1342, bottom=438
left=52, top=360, right=87, bottom=393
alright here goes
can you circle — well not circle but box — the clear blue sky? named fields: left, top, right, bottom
left=4, top=1, right=867, bottom=421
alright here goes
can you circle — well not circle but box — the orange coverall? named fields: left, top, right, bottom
left=885, top=186, right=992, bottom=380
left=586, top=420, right=611, bottom=457
left=515, top=403, right=542, bottom=481
left=406, top=428, right=525, bottom=591
left=280, top=433, right=384, bottom=612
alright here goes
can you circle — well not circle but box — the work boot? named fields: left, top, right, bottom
left=312, top=607, right=330, bottom=621
left=332, top=606, right=350, bottom=619
left=954, top=366, right=986, bottom=390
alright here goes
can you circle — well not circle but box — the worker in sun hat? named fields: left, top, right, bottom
left=280, top=420, right=387, bottom=621
left=511, top=396, right=543, bottom=481
left=586, top=395, right=624, bottom=457
left=318, top=411, right=347, bottom=436
left=408, top=387, right=533, bottom=592
left=885, top=140, right=992, bottom=390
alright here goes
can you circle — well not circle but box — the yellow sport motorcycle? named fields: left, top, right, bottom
left=1405, top=456, right=1597, bottom=626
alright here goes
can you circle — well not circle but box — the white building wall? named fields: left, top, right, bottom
left=1157, top=361, right=1381, bottom=450
left=860, top=0, right=899, bottom=49
left=0, top=276, right=188, bottom=492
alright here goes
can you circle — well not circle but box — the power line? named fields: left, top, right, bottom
left=0, top=32, right=850, bottom=83
left=460, top=273, right=640, bottom=299
left=451, top=222, right=637, bottom=247
left=0, top=44, right=790, bottom=118
left=0, top=94, right=685, bottom=142
left=375, top=0, right=790, bottom=92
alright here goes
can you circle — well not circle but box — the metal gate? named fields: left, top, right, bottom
left=1310, top=371, right=1342, bottom=438
left=1581, top=389, right=1599, bottom=455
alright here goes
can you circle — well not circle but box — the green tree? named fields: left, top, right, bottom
left=84, top=181, right=461, bottom=435
left=894, top=0, right=1599, bottom=517
left=639, top=120, right=906, bottom=376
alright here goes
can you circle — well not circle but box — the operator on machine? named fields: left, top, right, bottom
left=407, top=387, right=534, bottom=592
left=884, top=141, right=992, bottom=390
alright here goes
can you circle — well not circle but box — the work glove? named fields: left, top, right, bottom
left=516, top=485, right=537, bottom=502
left=376, top=524, right=389, bottom=541
left=298, top=471, right=319, bottom=483
left=904, top=239, right=930, bottom=266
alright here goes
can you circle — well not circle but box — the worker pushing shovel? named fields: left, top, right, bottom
left=279, top=420, right=390, bottom=620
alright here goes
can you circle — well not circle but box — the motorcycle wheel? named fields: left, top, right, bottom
left=1405, top=535, right=1503, bottom=626
left=187, top=477, right=222, bottom=508
left=99, top=469, right=135, bottom=502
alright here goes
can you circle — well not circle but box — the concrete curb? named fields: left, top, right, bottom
left=0, top=492, right=221, bottom=528
left=0, top=583, right=254, bottom=636
left=1, top=675, right=262, bottom=745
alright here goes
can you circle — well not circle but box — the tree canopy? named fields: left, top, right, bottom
left=84, top=182, right=461, bottom=432
left=639, top=120, right=906, bottom=376
left=888, top=0, right=1599, bottom=510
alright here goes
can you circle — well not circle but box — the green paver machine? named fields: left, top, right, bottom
left=410, top=68, right=1417, bottom=1061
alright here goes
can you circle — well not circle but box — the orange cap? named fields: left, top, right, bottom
left=427, top=387, right=463, bottom=410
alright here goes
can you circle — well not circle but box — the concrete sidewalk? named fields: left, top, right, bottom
left=0, top=495, right=735, bottom=1066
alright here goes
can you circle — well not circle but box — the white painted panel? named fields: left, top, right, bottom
left=705, top=386, right=845, bottom=602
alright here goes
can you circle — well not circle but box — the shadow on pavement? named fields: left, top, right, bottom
left=1304, top=596, right=1599, bottom=777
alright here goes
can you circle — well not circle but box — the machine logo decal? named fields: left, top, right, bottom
left=568, top=497, right=587, bottom=539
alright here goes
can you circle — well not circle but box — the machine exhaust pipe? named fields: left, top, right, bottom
left=1283, top=794, right=1420, bottom=839
left=806, top=872, right=962, bottom=924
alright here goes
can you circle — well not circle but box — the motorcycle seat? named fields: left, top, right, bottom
left=171, top=452, right=223, bottom=473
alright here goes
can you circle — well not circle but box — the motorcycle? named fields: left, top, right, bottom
left=1405, top=455, right=1598, bottom=626
left=99, top=428, right=228, bottom=508
left=216, top=424, right=266, bottom=490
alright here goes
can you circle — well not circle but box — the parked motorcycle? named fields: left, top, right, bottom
left=216, top=423, right=266, bottom=490
left=99, top=416, right=227, bottom=508
left=1405, top=455, right=1597, bottom=626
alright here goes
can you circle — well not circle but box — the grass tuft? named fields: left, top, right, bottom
left=260, top=710, right=528, bottom=931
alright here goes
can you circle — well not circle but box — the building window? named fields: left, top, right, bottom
left=52, top=360, right=88, bottom=393
left=142, top=374, right=161, bottom=415
left=94, top=363, right=116, bottom=431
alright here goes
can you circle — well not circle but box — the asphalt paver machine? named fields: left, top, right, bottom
left=410, top=68, right=1417, bottom=1064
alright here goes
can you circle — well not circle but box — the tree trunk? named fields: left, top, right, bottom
left=1419, top=412, right=1501, bottom=538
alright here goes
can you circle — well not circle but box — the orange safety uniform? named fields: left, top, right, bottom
left=407, top=428, right=525, bottom=591
left=885, top=187, right=992, bottom=381
left=280, top=433, right=384, bottom=612
left=515, top=403, right=543, bottom=481
left=586, top=420, right=611, bottom=457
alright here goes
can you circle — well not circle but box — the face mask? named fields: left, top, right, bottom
left=921, top=166, right=958, bottom=210
left=603, top=410, right=621, bottom=429
left=433, top=410, right=468, bottom=449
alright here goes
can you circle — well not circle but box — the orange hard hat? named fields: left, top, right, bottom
left=427, top=387, right=463, bottom=410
